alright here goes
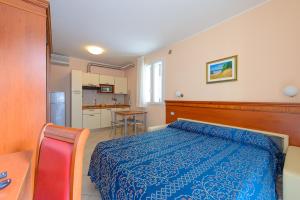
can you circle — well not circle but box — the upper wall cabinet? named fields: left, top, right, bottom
left=99, top=75, right=114, bottom=85
left=114, top=77, right=128, bottom=94
left=82, top=73, right=99, bottom=86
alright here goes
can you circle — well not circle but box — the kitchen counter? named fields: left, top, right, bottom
left=82, top=104, right=130, bottom=110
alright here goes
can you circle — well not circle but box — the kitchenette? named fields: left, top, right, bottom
left=71, top=70, right=130, bottom=130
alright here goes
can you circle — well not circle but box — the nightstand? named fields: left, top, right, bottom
left=283, top=146, right=300, bottom=200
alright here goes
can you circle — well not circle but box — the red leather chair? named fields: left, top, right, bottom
left=34, top=124, right=89, bottom=200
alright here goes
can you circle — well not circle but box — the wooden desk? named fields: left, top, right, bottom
left=115, top=110, right=147, bottom=136
left=0, top=151, right=32, bottom=200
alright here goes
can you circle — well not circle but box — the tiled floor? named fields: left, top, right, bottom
left=81, top=127, right=137, bottom=200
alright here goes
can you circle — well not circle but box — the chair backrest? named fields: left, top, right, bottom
left=34, top=124, right=89, bottom=200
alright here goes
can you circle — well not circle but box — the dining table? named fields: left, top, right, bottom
left=114, top=110, right=147, bottom=136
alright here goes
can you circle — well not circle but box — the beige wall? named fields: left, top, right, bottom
left=48, top=57, right=125, bottom=126
left=127, top=0, right=300, bottom=126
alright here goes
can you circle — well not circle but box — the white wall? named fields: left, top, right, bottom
left=127, top=0, right=300, bottom=126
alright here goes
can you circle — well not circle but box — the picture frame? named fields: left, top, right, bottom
left=206, top=55, right=238, bottom=83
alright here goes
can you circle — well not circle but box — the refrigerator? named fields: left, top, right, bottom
left=50, top=92, right=66, bottom=126
left=71, top=70, right=83, bottom=128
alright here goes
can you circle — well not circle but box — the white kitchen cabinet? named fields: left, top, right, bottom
left=83, top=109, right=101, bottom=115
left=99, top=75, right=114, bottom=85
left=71, top=92, right=82, bottom=128
left=82, top=72, right=99, bottom=86
left=100, top=109, right=112, bottom=128
left=71, top=70, right=82, bottom=91
left=71, top=70, right=82, bottom=128
left=83, top=113, right=101, bottom=129
left=114, top=77, right=128, bottom=94
left=82, top=109, right=101, bottom=129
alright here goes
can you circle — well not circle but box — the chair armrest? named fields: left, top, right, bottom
left=147, top=124, right=168, bottom=132
left=283, top=146, right=300, bottom=200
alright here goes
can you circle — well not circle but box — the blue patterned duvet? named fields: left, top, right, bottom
left=88, top=120, right=284, bottom=200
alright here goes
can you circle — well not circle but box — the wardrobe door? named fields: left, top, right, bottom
left=0, top=0, right=48, bottom=197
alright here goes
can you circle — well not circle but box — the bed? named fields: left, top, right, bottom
left=88, top=119, right=285, bottom=200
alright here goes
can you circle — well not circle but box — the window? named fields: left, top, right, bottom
left=142, top=60, right=164, bottom=104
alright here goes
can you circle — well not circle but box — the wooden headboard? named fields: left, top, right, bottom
left=165, top=100, right=300, bottom=147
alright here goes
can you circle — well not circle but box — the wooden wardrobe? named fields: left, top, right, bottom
left=0, top=0, right=50, bottom=197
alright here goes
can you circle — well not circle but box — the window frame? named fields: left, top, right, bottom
left=144, top=59, right=164, bottom=105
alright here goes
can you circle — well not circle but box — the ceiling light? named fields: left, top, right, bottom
left=86, top=46, right=104, bottom=55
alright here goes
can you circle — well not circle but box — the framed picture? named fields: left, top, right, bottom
left=206, top=55, right=238, bottom=83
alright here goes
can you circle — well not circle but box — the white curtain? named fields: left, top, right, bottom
left=136, top=56, right=147, bottom=107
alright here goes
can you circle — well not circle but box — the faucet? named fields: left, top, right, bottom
left=112, top=97, right=117, bottom=105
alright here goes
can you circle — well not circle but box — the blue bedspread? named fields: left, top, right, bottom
left=88, top=120, right=284, bottom=200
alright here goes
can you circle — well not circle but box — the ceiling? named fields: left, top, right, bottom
left=50, top=0, right=267, bottom=65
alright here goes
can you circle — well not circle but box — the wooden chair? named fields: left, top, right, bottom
left=34, top=123, right=89, bottom=200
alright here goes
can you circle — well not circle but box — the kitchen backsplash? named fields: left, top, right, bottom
left=82, top=90, right=125, bottom=105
